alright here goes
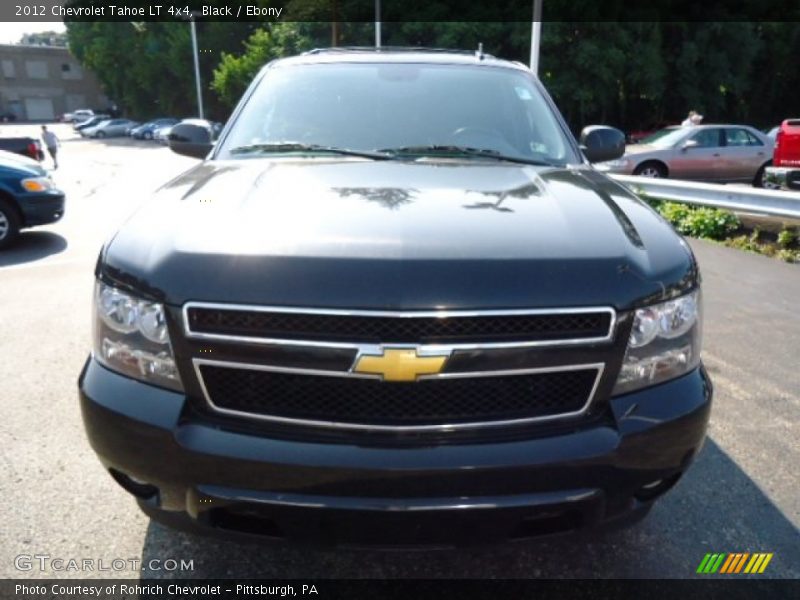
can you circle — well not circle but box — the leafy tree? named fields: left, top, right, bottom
left=212, top=24, right=316, bottom=107
left=66, top=20, right=257, bottom=119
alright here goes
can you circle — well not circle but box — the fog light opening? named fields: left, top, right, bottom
left=109, top=468, right=158, bottom=500
left=510, top=509, right=583, bottom=539
left=208, top=507, right=285, bottom=539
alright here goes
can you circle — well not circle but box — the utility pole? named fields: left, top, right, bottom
left=375, top=0, right=381, bottom=48
left=530, top=0, right=542, bottom=76
left=189, top=15, right=204, bottom=119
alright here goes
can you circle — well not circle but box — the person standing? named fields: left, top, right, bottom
left=41, top=125, right=60, bottom=170
left=681, top=110, right=703, bottom=127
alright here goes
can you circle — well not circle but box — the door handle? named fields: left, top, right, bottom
left=713, top=153, right=721, bottom=157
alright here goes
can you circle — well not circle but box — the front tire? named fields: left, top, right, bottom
left=95, top=131, right=106, bottom=139
left=0, top=199, right=22, bottom=250
left=633, top=161, right=667, bottom=178
left=143, top=131, right=153, bottom=140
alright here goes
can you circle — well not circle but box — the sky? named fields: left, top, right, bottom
left=0, top=21, right=66, bottom=44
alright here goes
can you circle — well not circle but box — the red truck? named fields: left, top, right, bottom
left=765, top=119, right=800, bottom=191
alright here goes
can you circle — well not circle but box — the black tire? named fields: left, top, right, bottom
left=143, top=131, right=153, bottom=140
left=753, top=161, right=772, bottom=188
left=0, top=198, right=22, bottom=250
left=633, top=161, right=667, bottom=178
left=95, top=131, right=106, bottom=139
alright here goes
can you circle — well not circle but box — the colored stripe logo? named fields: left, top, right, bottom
left=697, top=553, right=773, bottom=574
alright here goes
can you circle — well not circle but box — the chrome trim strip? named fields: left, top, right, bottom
left=192, top=358, right=606, bottom=433
left=182, top=302, right=617, bottom=350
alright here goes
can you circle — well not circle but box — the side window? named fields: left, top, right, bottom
left=725, top=128, right=761, bottom=147
left=691, top=129, right=722, bottom=148
left=745, top=130, right=763, bottom=146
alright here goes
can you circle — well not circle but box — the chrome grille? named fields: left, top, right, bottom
left=184, top=304, right=615, bottom=431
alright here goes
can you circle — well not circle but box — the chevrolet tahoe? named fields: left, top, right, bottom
left=79, top=49, right=712, bottom=546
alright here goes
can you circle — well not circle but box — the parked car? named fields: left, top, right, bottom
left=62, top=109, right=94, bottom=123
left=130, top=118, right=180, bottom=140
left=74, top=114, right=111, bottom=132
left=765, top=119, right=800, bottom=191
left=80, top=49, right=711, bottom=546
left=0, top=137, right=44, bottom=161
left=765, top=126, right=780, bottom=140
left=83, top=119, right=139, bottom=138
left=153, top=124, right=175, bottom=144
left=0, top=149, right=65, bottom=248
left=0, top=112, right=18, bottom=123
left=597, top=124, right=774, bottom=186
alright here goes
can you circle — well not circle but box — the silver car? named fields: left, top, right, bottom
left=596, top=124, right=774, bottom=186
left=83, top=119, right=139, bottom=139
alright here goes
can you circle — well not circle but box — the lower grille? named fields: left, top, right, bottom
left=197, top=364, right=600, bottom=429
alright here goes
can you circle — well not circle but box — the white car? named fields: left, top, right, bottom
left=63, top=109, right=94, bottom=123
left=153, top=124, right=174, bottom=144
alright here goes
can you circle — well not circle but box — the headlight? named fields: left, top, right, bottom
left=93, top=281, right=183, bottom=392
left=21, top=177, right=54, bottom=192
left=613, top=290, right=702, bottom=395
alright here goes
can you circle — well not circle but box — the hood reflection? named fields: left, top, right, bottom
left=333, top=187, right=418, bottom=210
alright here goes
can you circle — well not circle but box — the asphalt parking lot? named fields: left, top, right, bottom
left=0, top=123, right=798, bottom=579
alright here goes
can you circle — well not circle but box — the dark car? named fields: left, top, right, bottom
left=0, top=112, right=18, bottom=123
left=0, top=137, right=44, bottom=162
left=79, top=49, right=711, bottom=546
left=130, top=118, right=180, bottom=140
left=0, top=150, right=65, bottom=248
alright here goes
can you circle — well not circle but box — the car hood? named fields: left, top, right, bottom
left=0, top=149, right=45, bottom=176
left=102, top=159, right=696, bottom=310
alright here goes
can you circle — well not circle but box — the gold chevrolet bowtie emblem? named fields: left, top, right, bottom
left=353, top=348, right=449, bottom=382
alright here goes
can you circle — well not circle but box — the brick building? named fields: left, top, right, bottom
left=0, top=44, right=108, bottom=121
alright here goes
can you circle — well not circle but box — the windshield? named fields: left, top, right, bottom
left=218, top=62, right=576, bottom=165
left=640, top=127, right=687, bottom=147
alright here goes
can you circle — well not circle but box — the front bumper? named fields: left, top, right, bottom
left=18, top=191, right=65, bottom=227
left=765, top=166, right=800, bottom=191
left=79, top=358, right=712, bottom=546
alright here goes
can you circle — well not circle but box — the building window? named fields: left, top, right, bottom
left=61, top=62, right=83, bottom=80
left=1, top=60, right=15, bottom=78
left=25, top=60, right=48, bottom=79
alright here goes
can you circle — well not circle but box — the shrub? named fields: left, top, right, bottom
left=653, top=201, right=740, bottom=240
left=777, top=228, right=797, bottom=248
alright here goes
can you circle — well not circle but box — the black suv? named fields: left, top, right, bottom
left=79, top=49, right=712, bottom=546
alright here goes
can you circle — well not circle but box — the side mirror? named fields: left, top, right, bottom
left=579, top=125, right=626, bottom=163
left=681, top=139, right=699, bottom=151
left=168, top=122, right=212, bottom=159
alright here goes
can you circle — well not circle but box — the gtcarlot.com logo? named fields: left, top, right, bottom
left=14, top=554, right=194, bottom=572
left=696, top=552, right=773, bottom=574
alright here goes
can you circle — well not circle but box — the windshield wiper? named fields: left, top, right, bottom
left=379, top=145, right=557, bottom=167
left=228, top=142, right=392, bottom=160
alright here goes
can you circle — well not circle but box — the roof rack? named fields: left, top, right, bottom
left=303, top=46, right=495, bottom=59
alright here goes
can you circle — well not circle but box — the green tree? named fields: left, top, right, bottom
left=212, top=24, right=315, bottom=107
left=66, top=20, right=257, bottom=119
